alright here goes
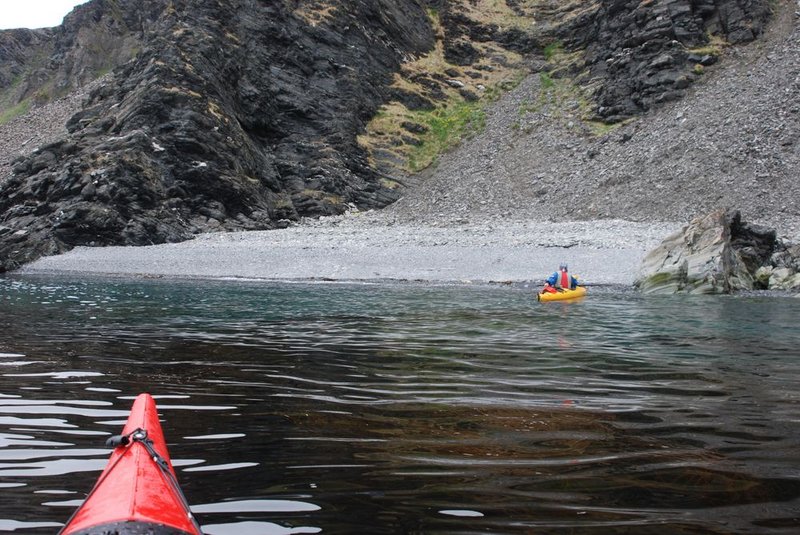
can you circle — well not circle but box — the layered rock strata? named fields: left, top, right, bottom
left=0, top=0, right=435, bottom=271
left=635, top=209, right=800, bottom=294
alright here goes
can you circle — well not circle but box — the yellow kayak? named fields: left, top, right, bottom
left=537, top=286, right=587, bottom=302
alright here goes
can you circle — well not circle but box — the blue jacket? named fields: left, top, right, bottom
left=546, top=271, right=579, bottom=289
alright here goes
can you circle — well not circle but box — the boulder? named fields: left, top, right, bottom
left=768, top=268, right=800, bottom=290
left=634, top=209, right=799, bottom=294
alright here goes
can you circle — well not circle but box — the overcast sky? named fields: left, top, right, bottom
left=0, top=0, right=91, bottom=30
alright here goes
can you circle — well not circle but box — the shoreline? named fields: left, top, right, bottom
left=17, top=216, right=682, bottom=286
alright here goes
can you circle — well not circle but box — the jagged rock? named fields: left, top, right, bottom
left=558, top=0, right=771, bottom=122
left=765, top=267, right=800, bottom=290
left=634, top=209, right=799, bottom=294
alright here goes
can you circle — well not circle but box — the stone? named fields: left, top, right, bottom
left=635, top=209, right=784, bottom=294
left=768, top=267, right=796, bottom=289
left=401, top=121, right=428, bottom=135
left=754, top=266, right=773, bottom=289
left=443, top=38, right=480, bottom=66
left=569, top=0, right=770, bottom=121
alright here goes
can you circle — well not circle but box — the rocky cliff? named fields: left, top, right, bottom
left=556, top=0, right=772, bottom=122
left=385, top=1, right=798, bottom=240
left=1, top=0, right=436, bottom=269
left=0, top=0, right=159, bottom=109
left=0, top=0, right=778, bottom=271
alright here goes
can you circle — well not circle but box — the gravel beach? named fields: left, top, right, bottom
left=20, top=212, right=680, bottom=285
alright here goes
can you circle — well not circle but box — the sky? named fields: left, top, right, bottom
left=0, top=0, right=91, bottom=30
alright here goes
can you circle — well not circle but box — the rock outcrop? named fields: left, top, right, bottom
left=557, top=0, right=772, bottom=122
left=635, top=209, right=800, bottom=294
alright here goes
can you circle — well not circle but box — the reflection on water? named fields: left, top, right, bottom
left=0, top=274, right=799, bottom=534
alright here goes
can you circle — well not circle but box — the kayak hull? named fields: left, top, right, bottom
left=64, top=521, right=196, bottom=535
left=60, top=394, right=201, bottom=535
left=537, top=286, right=587, bottom=302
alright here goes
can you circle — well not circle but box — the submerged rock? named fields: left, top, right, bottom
left=635, top=209, right=799, bottom=294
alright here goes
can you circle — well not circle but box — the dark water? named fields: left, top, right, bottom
left=0, top=274, right=799, bottom=534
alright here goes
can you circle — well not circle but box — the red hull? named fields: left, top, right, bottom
left=61, top=393, right=201, bottom=535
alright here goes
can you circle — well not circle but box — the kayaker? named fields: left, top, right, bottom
left=542, top=263, right=580, bottom=292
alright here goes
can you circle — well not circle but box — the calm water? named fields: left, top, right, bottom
left=0, top=274, right=799, bottom=534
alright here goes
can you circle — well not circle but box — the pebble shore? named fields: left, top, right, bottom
left=21, top=212, right=680, bottom=285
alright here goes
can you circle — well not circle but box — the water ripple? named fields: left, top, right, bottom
left=0, top=276, right=799, bottom=533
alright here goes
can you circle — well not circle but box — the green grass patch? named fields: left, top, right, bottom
left=517, top=39, right=620, bottom=135
left=543, top=41, right=563, bottom=61
left=516, top=68, right=628, bottom=137
left=518, top=98, right=538, bottom=116
left=585, top=120, right=620, bottom=136
left=0, top=98, right=31, bottom=125
left=407, top=100, right=487, bottom=172
left=688, top=33, right=728, bottom=57
left=381, top=177, right=401, bottom=189
left=539, top=71, right=555, bottom=90
left=534, top=73, right=584, bottom=115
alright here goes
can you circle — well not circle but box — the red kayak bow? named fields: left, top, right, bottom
left=60, top=393, right=202, bottom=535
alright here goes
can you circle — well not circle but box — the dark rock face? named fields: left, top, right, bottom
left=556, top=0, right=772, bottom=122
left=0, top=0, right=435, bottom=271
